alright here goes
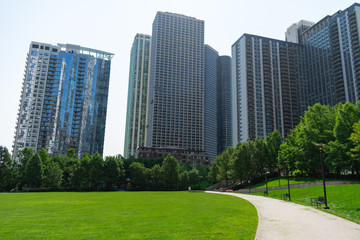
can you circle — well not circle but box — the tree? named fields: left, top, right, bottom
left=217, top=147, right=233, bottom=183
left=208, top=160, right=219, bottom=184
left=179, top=170, right=190, bottom=189
left=24, top=154, right=43, bottom=188
left=266, top=130, right=283, bottom=172
left=162, top=154, right=179, bottom=189
left=189, top=168, right=200, bottom=188
left=151, top=164, right=163, bottom=189
left=326, top=102, right=360, bottom=175
left=43, top=161, right=63, bottom=188
left=89, top=153, right=104, bottom=189
left=103, top=156, right=120, bottom=189
left=0, top=146, right=16, bottom=191
left=17, top=147, right=34, bottom=188
left=129, top=162, right=146, bottom=189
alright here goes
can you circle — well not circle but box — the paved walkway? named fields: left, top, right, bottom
left=206, top=191, right=360, bottom=240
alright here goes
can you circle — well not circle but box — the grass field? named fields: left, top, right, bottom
left=0, top=192, right=257, bottom=239
left=251, top=177, right=348, bottom=189
left=251, top=184, right=360, bottom=224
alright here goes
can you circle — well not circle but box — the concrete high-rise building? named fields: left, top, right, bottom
left=299, top=3, right=360, bottom=105
left=217, top=56, right=233, bottom=153
left=232, top=35, right=306, bottom=142
left=204, top=45, right=218, bottom=161
left=146, top=12, right=205, bottom=155
left=233, top=3, right=360, bottom=143
left=13, top=41, right=113, bottom=160
left=285, top=20, right=314, bottom=44
left=124, top=34, right=151, bottom=159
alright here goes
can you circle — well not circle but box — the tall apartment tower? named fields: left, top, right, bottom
left=147, top=12, right=205, bottom=152
left=124, top=34, right=151, bottom=158
left=217, top=56, right=233, bottom=153
left=299, top=3, right=360, bottom=105
left=232, top=35, right=306, bottom=142
left=204, top=45, right=218, bottom=161
left=13, top=42, right=113, bottom=160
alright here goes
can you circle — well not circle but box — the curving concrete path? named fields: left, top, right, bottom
left=206, top=191, right=360, bottom=240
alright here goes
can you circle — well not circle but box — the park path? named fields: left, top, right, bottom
left=206, top=191, right=360, bottom=240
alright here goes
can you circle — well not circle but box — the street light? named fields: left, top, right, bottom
left=248, top=179, right=251, bottom=193
left=286, top=161, right=291, bottom=201
left=315, top=143, right=330, bottom=209
left=265, top=171, right=269, bottom=196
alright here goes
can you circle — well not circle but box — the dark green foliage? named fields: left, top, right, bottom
left=24, top=154, right=43, bottom=188
left=162, top=154, right=179, bottom=189
left=0, top=146, right=16, bottom=191
left=129, top=162, right=146, bottom=189
left=89, top=153, right=104, bottom=189
left=1, top=147, right=209, bottom=191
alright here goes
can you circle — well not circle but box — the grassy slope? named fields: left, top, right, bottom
left=0, top=192, right=257, bottom=239
left=251, top=184, right=360, bottom=224
left=251, top=177, right=348, bottom=189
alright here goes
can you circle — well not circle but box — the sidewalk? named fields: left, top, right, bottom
left=206, top=191, right=360, bottom=240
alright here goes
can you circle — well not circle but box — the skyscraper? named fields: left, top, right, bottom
left=217, top=56, right=233, bottom=153
left=232, top=3, right=360, bottom=143
left=146, top=12, right=205, bottom=153
left=232, top=35, right=306, bottom=142
left=204, top=45, right=218, bottom=161
left=299, top=3, right=360, bottom=105
left=13, top=42, right=113, bottom=160
left=124, top=34, right=151, bottom=158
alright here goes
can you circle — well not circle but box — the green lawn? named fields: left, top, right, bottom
left=251, top=177, right=345, bottom=189
left=0, top=192, right=257, bottom=239
left=251, top=184, right=360, bottom=224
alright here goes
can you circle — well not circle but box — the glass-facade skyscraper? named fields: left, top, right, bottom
left=146, top=12, right=205, bottom=152
left=13, top=42, right=113, bottom=160
left=124, top=34, right=151, bottom=158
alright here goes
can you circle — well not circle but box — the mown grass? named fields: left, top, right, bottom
left=251, top=184, right=360, bottom=224
left=251, top=177, right=349, bottom=189
left=0, top=192, right=257, bottom=239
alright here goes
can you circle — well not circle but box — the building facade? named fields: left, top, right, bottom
left=204, top=45, right=218, bottom=161
left=232, top=3, right=360, bottom=143
left=124, top=34, right=151, bottom=158
left=13, top=42, right=113, bottom=160
left=300, top=3, right=360, bottom=105
left=217, top=56, right=233, bottom=154
left=232, top=35, right=306, bottom=142
left=146, top=12, right=205, bottom=153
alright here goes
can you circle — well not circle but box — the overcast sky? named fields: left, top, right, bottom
left=0, top=0, right=357, bottom=157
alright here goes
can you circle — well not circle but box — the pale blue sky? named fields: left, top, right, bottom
left=0, top=0, right=357, bottom=156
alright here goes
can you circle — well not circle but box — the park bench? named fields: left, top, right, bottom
left=281, top=193, right=290, bottom=200
left=311, top=196, right=325, bottom=208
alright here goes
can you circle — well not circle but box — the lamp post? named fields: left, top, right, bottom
left=265, top=171, right=269, bottom=196
left=316, top=143, right=330, bottom=209
left=286, top=161, right=291, bottom=201
left=248, top=179, right=251, bottom=193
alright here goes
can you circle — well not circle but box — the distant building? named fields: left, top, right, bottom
left=285, top=20, right=314, bottom=43
left=135, top=146, right=210, bottom=166
left=124, top=34, right=151, bottom=158
left=146, top=12, right=205, bottom=153
left=13, top=42, right=113, bottom=160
